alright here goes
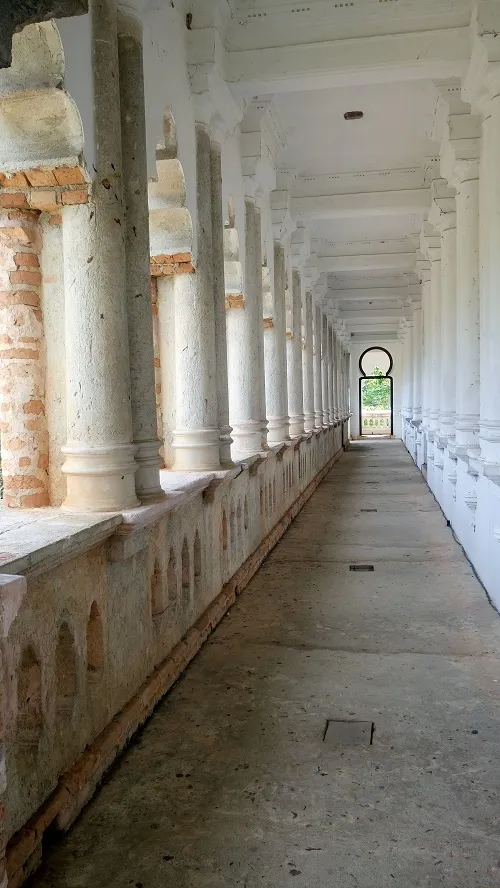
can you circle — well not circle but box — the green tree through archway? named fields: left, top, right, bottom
left=362, top=366, right=391, bottom=410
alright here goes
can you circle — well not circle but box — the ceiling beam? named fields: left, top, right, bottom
left=329, top=287, right=408, bottom=301
left=227, top=27, right=470, bottom=95
left=318, top=253, right=415, bottom=273
left=293, top=189, right=430, bottom=220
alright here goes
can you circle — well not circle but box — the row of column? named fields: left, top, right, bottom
left=402, top=166, right=480, bottom=466
left=52, top=0, right=351, bottom=513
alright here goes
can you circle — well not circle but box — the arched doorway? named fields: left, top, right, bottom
left=358, top=347, right=393, bottom=437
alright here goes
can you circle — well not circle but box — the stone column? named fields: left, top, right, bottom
left=321, top=313, right=329, bottom=426
left=302, top=289, right=315, bottom=432
left=439, top=210, right=457, bottom=442
left=455, top=169, right=480, bottom=454
left=412, top=300, right=423, bottom=424
left=476, top=93, right=500, bottom=469
left=286, top=268, right=305, bottom=437
left=313, top=301, right=323, bottom=429
left=328, top=323, right=335, bottom=423
left=226, top=199, right=264, bottom=456
left=171, top=123, right=221, bottom=470
left=117, top=4, right=163, bottom=501
left=401, top=318, right=414, bottom=424
left=210, top=136, right=233, bottom=466
left=264, top=242, right=289, bottom=443
left=334, top=331, right=342, bottom=422
left=62, top=0, right=138, bottom=511
left=429, top=246, right=442, bottom=435
left=420, top=267, right=432, bottom=429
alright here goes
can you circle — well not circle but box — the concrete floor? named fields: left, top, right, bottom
left=34, top=441, right=500, bottom=888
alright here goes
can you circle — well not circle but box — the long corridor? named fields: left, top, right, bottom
left=35, top=441, right=500, bottom=888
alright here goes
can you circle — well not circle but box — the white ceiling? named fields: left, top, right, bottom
left=275, top=81, right=437, bottom=176
left=225, top=0, right=471, bottom=341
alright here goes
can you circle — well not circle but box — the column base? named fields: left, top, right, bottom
left=62, top=443, right=139, bottom=511
left=219, top=425, right=235, bottom=467
left=230, top=420, right=262, bottom=456
left=135, top=439, right=166, bottom=502
left=172, top=428, right=221, bottom=471
left=303, top=412, right=315, bottom=433
left=267, top=416, right=290, bottom=445
left=289, top=414, right=305, bottom=438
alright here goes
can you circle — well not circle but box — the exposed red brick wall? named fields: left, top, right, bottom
left=0, top=211, right=49, bottom=507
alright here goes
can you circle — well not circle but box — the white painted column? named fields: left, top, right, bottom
left=429, top=246, right=442, bottom=434
left=226, top=199, right=264, bottom=456
left=264, top=242, right=290, bottom=444
left=286, top=268, right=305, bottom=437
left=172, top=123, right=220, bottom=470
left=117, top=4, right=163, bottom=501
left=302, top=290, right=315, bottom=432
left=455, top=171, right=480, bottom=454
left=420, top=267, right=432, bottom=429
left=439, top=210, right=457, bottom=442
left=321, top=313, right=329, bottom=426
left=62, top=0, right=138, bottom=511
left=334, top=331, right=342, bottom=422
left=401, top=317, right=414, bottom=423
left=210, top=136, right=233, bottom=466
left=477, top=95, right=500, bottom=470
left=313, top=300, right=323, bottom=429
left=328, top=323, right=335, bottom=424
left=412, top=300, right=423, bottom=424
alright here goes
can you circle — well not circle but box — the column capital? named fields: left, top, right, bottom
left=420, top=222, right=441, bottom=263
left=463, top=1, right=500, bottom=111
left=440, top=112, right=481, bottom=187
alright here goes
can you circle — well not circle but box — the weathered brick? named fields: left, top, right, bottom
left=9, top=269, right=41, bottom=287
left=24, top=417, right=45, bottom=430
left=25, top=169, right=57, bottom=187
left=18, top=492, right=50, bottom=507
left=37, top=454, right=49, bottom=470
left=4, top=475, right=45, bottom=491
left=5, top=172, right=29, bottom=189
left=22, top=400, right=44, bottom=415
left=0, top=193, right=29, bottom=210
left=61, top=189, right=89, bottom=206
left=28, top=191, right=59, bottom=213
left=0, top=291, right=39, bottom=308
left=0, top=348, right=39, bottom=360
left=18, top=457, right=30, bottom=468
left=53, top=166, right=86, bottom=186
left=14, top=252, right=39, bottom=268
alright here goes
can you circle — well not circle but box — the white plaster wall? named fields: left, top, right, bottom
left=349, top=339, right=402, bottom=439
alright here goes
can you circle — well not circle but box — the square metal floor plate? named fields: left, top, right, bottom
left=324, top=720, right=374, bottom=746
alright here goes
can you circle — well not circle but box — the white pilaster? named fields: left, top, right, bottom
left=226, top=199, right=265, bottom=456
left=313, top=299, right=323, bottom=429
left=302, top=290, right=315, bottom=432
left=264, top=242, right=290, bottom=443
left=321, top=313, right=329, bottom=426
left=286, top=268, right=305, bottom=437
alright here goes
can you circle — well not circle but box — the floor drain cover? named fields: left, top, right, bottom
left=365, top=481, right=379, bottom=485
left=350, top=564, right=374, bottom=572
left=361, top=508, right=377, bottom=513
left=324, top=720, right=375, bottom=746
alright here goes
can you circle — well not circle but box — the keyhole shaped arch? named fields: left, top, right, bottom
left=359, top=346, right=393, bottom=378
left=358, top=346, right=394, bottom=438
